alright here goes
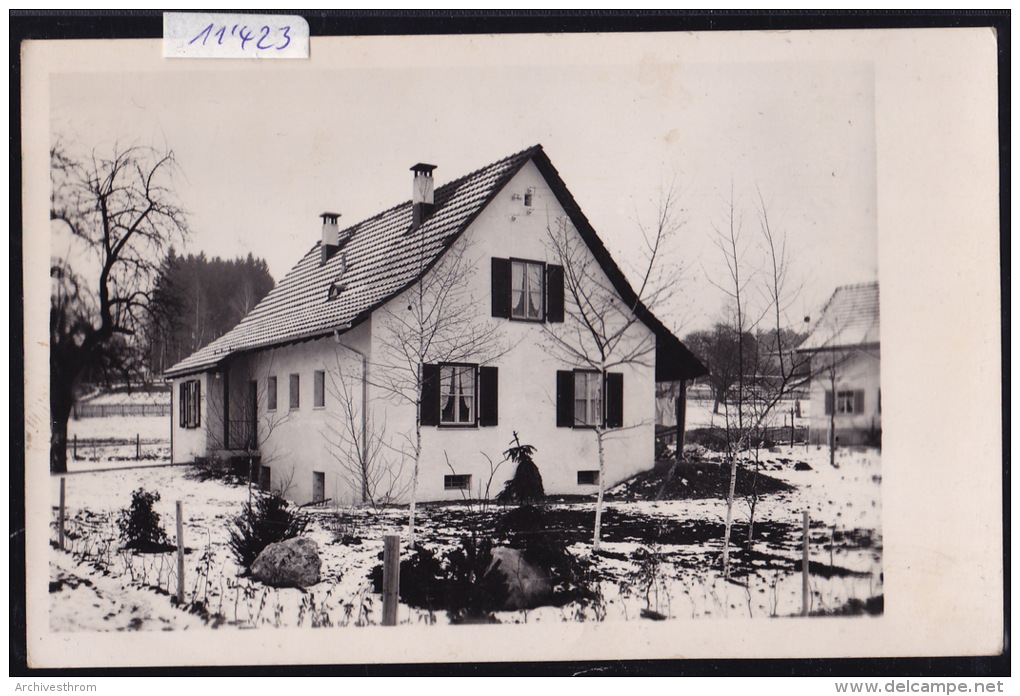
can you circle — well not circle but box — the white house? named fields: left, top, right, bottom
left=164, top=145, right=705, bottom=505
left=796, top=281, right=881, bottom=447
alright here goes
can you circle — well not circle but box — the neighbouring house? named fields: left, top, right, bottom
left=164, top=145, right=706, bottom=505
left=796, top=281, right=881, bottom=448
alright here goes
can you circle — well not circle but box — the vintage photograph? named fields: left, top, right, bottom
left=21, top=25, right=1001, bottom=668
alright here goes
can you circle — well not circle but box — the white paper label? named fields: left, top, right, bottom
left=163, top=13, right=309, bottom=59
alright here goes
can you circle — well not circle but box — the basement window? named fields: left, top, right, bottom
left=577, top=470, right=600, bottom=486
left=444, top=474, right=471, bottom=491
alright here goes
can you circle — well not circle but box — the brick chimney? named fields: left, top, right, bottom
left=320, top=212, right=341, bottom=265
left=410, top=163, right=437, bottom=229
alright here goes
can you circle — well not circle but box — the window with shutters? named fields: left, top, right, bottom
left=511, top=259, right=545, bottom=320
left=267, top=376, right=277, bottom=411
left=314, top=370, right=325, bottom=409
left=826, top=389, right=864, bottom=415
left=421, top=363, right=498, bottom=428
left=556, top=369, right=623, bottom=429
left=491, top=258, right=564, bottom=323
left=179, top=380, right=201, bottom=428
left=836, top=389, right=864, bottom=414
left=440, top=364, right=477, bottom=425
left=289, top=374, right=300, bottom=410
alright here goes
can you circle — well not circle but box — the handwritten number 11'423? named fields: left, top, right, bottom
left=188, top=23, right=292, bottom=52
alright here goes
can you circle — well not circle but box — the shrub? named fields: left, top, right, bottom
left=495, top=434, right=544, bottom=506
left=118, top=488, right=172, bottom=552
left=228, top=492, right=309, bottom=571
left=368, top=536, right=508, bottom=624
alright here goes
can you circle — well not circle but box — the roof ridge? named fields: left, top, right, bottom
left=329, top=144, right=544, bottom=240
left=164, top=144, right=545, bottom=378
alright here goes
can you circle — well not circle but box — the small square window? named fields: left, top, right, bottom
left=577, top=470, right=600, bottom=486
left=289, top=374, right=300, bottom=410
left=267, top=376, right=277, bottom=411
left=314, top=370, right=325, bottom=408
left=444, top=474, right=472, bottom=491
left=510, top=260, right=545, bottom=320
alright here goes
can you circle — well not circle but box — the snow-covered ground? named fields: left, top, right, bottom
left=66, top=416, right=171, bottom=470
left=48, top=444, right=881, bottom=631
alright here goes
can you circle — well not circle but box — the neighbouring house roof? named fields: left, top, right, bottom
left=164, top=145, right=706, bottom=380
left=797, top=281, right=880, bottom=352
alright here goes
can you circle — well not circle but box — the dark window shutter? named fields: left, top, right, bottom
left=854, top=389, right=865, bottom=414
left=420, top=363, right=440, bottom=426
left=479, top=366, right=498, bottom=426
left=491, top=258, right=511, bottom=318
left=824, top=390, right=834, bottom=415
left=556, top=370, right=574, bottom=427
left=546, top=264, right=565, bottom=323
left=195, top=381, right=201, bottom=427
left=179, top=382, right=185, bottom=427
left=605, top=372, right=624, bottom=428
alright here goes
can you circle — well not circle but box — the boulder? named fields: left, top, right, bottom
left=488, top=546, right=553, bottom=610
left=251, top=537, right=321, bottom=587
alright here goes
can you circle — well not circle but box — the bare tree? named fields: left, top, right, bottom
left=541, top=187, right=685, bottom=553
left=324, top=347, right=410, bottom=508
left=49, top=143, right=189, bottom=473
left=374, top=237, right=506, bottom=547
left=709, top=190, right=814, bottom=578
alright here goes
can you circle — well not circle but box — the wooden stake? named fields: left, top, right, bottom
left=790, top=406, right=795, bottom=447
left=176, top=500, right=185, bottom=604
left=57, top=477, right=66, bottom=550
left=382, top=535, right=400, bottom=626
left=801, top=510, right=810, bottom=617
left=72, top=434, right=77, bottom=460
left=136, top=433, right=141, bottom=460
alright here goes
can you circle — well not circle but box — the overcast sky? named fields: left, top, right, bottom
left=50, top=32, right=878, bottom=335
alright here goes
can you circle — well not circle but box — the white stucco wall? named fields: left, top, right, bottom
left=173, top=161, right=663, bottom=505
left=807, top=346, right=881, bottom=446
left=371, top=160, right=658, bottom=502
left=170, top=371, right=210, bottom=463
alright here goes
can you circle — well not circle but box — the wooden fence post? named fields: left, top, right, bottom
left=57, top=478, right=66, bottom=550
left=176, top=500, right=185, bottom=604
left=790, top=406, right=795, bottom=447
left=72, top=434, right=77, bottom=460
left=382, top=535, right=400, bottom=626
left=801, top=510, right=810, bottom=617
left=136, top=433, right=141, bottom=460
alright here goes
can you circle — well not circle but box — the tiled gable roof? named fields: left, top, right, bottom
left=165, top=146, right=538, bottom=377
left=797, top=281, right=880, bottom=352
left=165, top=144, right=707, bottom=381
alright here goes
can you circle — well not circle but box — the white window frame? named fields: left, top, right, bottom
left=439, top=363, right=478, bottom=426
left=510, top=259, right=545, bottom=321
left=573, top=370, right=601, bottom=427
left=444, top=474, right=472, bottom=491
left=836, top=390, right=856, bottom=414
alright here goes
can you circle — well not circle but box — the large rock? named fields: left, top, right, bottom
left=251, top=537, right=321, bottom=588
left=488, top=546, right=553, bottom=610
